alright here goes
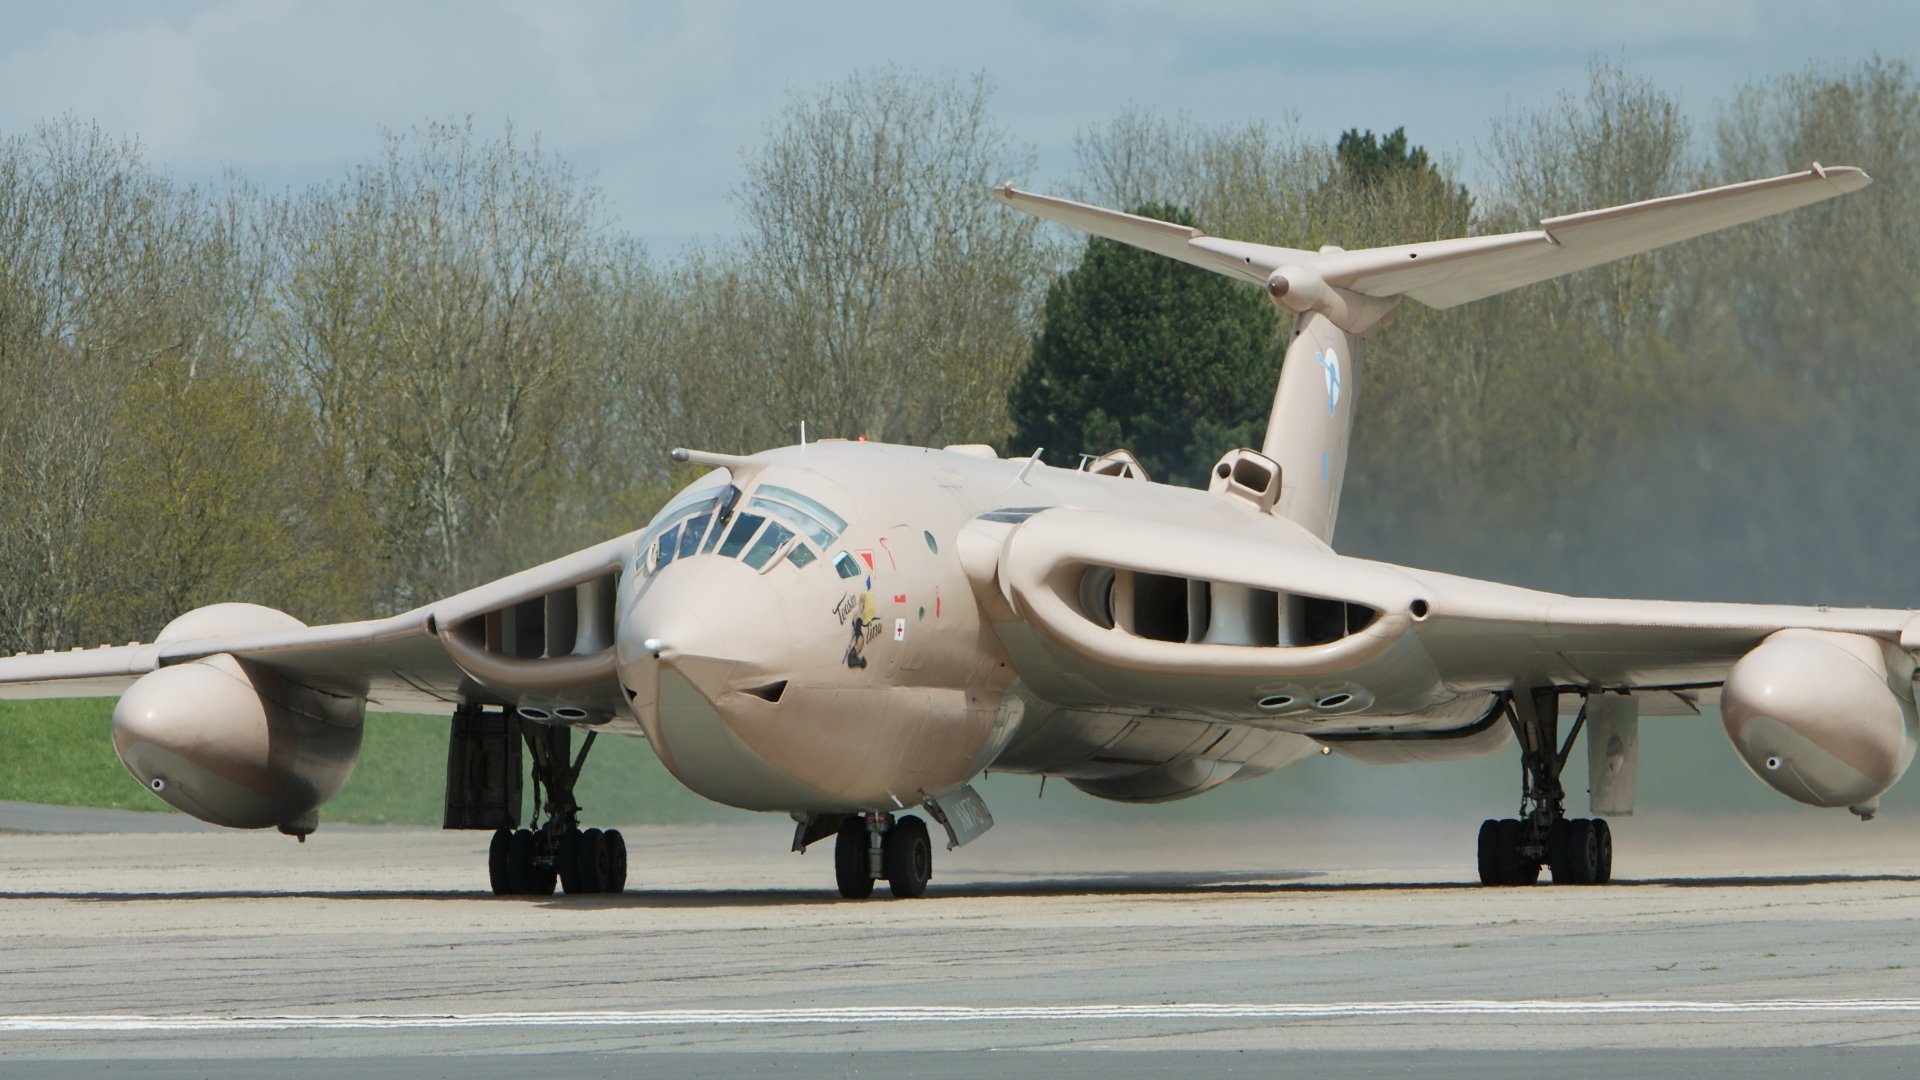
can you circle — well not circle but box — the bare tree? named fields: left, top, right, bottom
left=737, top=69, right=1047, bottom=446
left=0, top=121, right=199, bottom=652
left=267, top=121, right=619, bottom=604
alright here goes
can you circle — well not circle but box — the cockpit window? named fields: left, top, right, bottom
left=757, top=485, right=847, bottom=537
left=747, top=488, right=843, bottom=548
left=638, top=479, right=848, bottom=577
left=832, top=552, right=862, bottom=579
left=741, top=520, right=795, bottom=569
left=637, top=483, right=731, bottom=576
left=651, top=522, right=683, bottom=573
left=678, top=515, right=711, bottom=559
left=717, top=513, right=764, bottom=559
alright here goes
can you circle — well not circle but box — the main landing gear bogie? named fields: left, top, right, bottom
left=486, top=721, right=630, bottom=897
left=1477, top=815, right=1612, bottom=885
left=1477, top=688, right=1615, bottom=887
left=489, top=826, right=629, bottom=896
left=835, top=812, right=934, bottom=899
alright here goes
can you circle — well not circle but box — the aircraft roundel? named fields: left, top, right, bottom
left=1316, top=348, right=1341, bottom=416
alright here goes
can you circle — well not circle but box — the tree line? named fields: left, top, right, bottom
left=3, top=58, right=1916, bottom=659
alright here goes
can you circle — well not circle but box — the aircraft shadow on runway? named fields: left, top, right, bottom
left=5, top=869, right=1917, bottom=907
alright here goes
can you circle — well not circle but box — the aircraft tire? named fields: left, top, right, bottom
left=604, top=829, right=628, bottom=893
left=1478, top=819, right=1535, bottom=886
left=834, top=817, right=875, bottom=900
left=1590, top=819, right=1613, bottom=884
left=1554, top=819, right=1608, bottom=885
left=527, top=831, right=558, bottom=897
left=557, top=829, right=581, bottom=894
left=488, top=827, right=514, bottom=895
left=504, top=828, right=535, bottom=895
left=884, top=815, right=932, bottom=899
left=1475, top=819, right=1502, bottom=885
left=1547, top=819, right=1578, bottom=884
left=571, top=828, right=610, bottom=894
left=1505, top=819, right=1540, bottom=885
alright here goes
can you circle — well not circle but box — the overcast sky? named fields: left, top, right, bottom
left=0, top=1, right=1909, bottom=252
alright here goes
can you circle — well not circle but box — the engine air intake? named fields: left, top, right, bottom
left=1075, top=565, right=1377, bottom=648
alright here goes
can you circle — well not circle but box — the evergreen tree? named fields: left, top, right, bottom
left=1005, top=204, right=1283, bottom=486
left=1335, top=127, right=1431, bottom=186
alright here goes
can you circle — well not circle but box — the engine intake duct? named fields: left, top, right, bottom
left=438, top=570, right=621, bottom=698
left=1088, top=569, right=1376, bottom=648
left=994, top=507, right=1414, bottom=680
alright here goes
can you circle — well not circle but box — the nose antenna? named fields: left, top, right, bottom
left=671, top=447, right=752, bottom=468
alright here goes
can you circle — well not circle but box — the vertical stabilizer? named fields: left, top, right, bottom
left=992, top=166, right=1870, bottom=547
left=1264, top=313, right=1364, bottom=543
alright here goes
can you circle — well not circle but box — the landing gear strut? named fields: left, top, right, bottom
left=1477, top=688, right=1612, bottom=886
left=834, top=812, right=933, bottom=899
left=484, top=720, right=628, bottom=897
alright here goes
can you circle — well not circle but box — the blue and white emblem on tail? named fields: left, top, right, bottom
left=1316, top=348, right=1341, bottom=416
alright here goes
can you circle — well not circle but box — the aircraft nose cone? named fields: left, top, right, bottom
left=616, top=559, right=826, bottom=811
left=618, top=559, right=802, bottom=719
left=621, top=562, right=763, bottom=670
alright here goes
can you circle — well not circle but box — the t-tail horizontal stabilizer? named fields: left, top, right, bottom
left=992, top=166, right=1870, bottom=546
left=992, top=165, right=1870, bottom=322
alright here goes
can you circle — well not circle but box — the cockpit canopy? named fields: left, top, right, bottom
left=635, top=479, right=849, bottom=578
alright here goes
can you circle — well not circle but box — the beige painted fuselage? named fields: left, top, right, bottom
left=618, top=439, right=1470, bottom=814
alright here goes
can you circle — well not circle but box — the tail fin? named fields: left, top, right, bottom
left=993, top=166, right=1870, bottom=543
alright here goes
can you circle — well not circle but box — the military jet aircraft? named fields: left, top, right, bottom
left=3, top=163, right=1911, bottom=899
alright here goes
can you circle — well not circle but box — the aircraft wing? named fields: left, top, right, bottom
left=0, top=533, right=637, bottom=717
left=994, top=165, right=1870, bottom=310
left=973, top=508, right=1919, bottom=730
left=1398, top=566, right=1919, bottom=692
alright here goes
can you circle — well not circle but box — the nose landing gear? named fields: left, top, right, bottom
left=834, top=812, right=933, bottom=899
left=1477, top=688, right=1613, bottom=886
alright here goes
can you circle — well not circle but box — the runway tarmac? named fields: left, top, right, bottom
left=3, top=804, right=1919, bottom=1077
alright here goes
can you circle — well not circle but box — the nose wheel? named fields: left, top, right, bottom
left=834, top=812, right=933, bottom=899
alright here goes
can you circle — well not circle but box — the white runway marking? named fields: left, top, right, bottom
left=7, top=1000, right=1920, bottom=1033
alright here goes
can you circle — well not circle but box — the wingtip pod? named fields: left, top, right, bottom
left=1721, top=629, right=1918, bottom=809
left=112, top=653, right=365, bottom=830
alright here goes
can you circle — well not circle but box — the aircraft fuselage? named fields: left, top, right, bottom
left=613, top=439, right=1473, bottom=813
